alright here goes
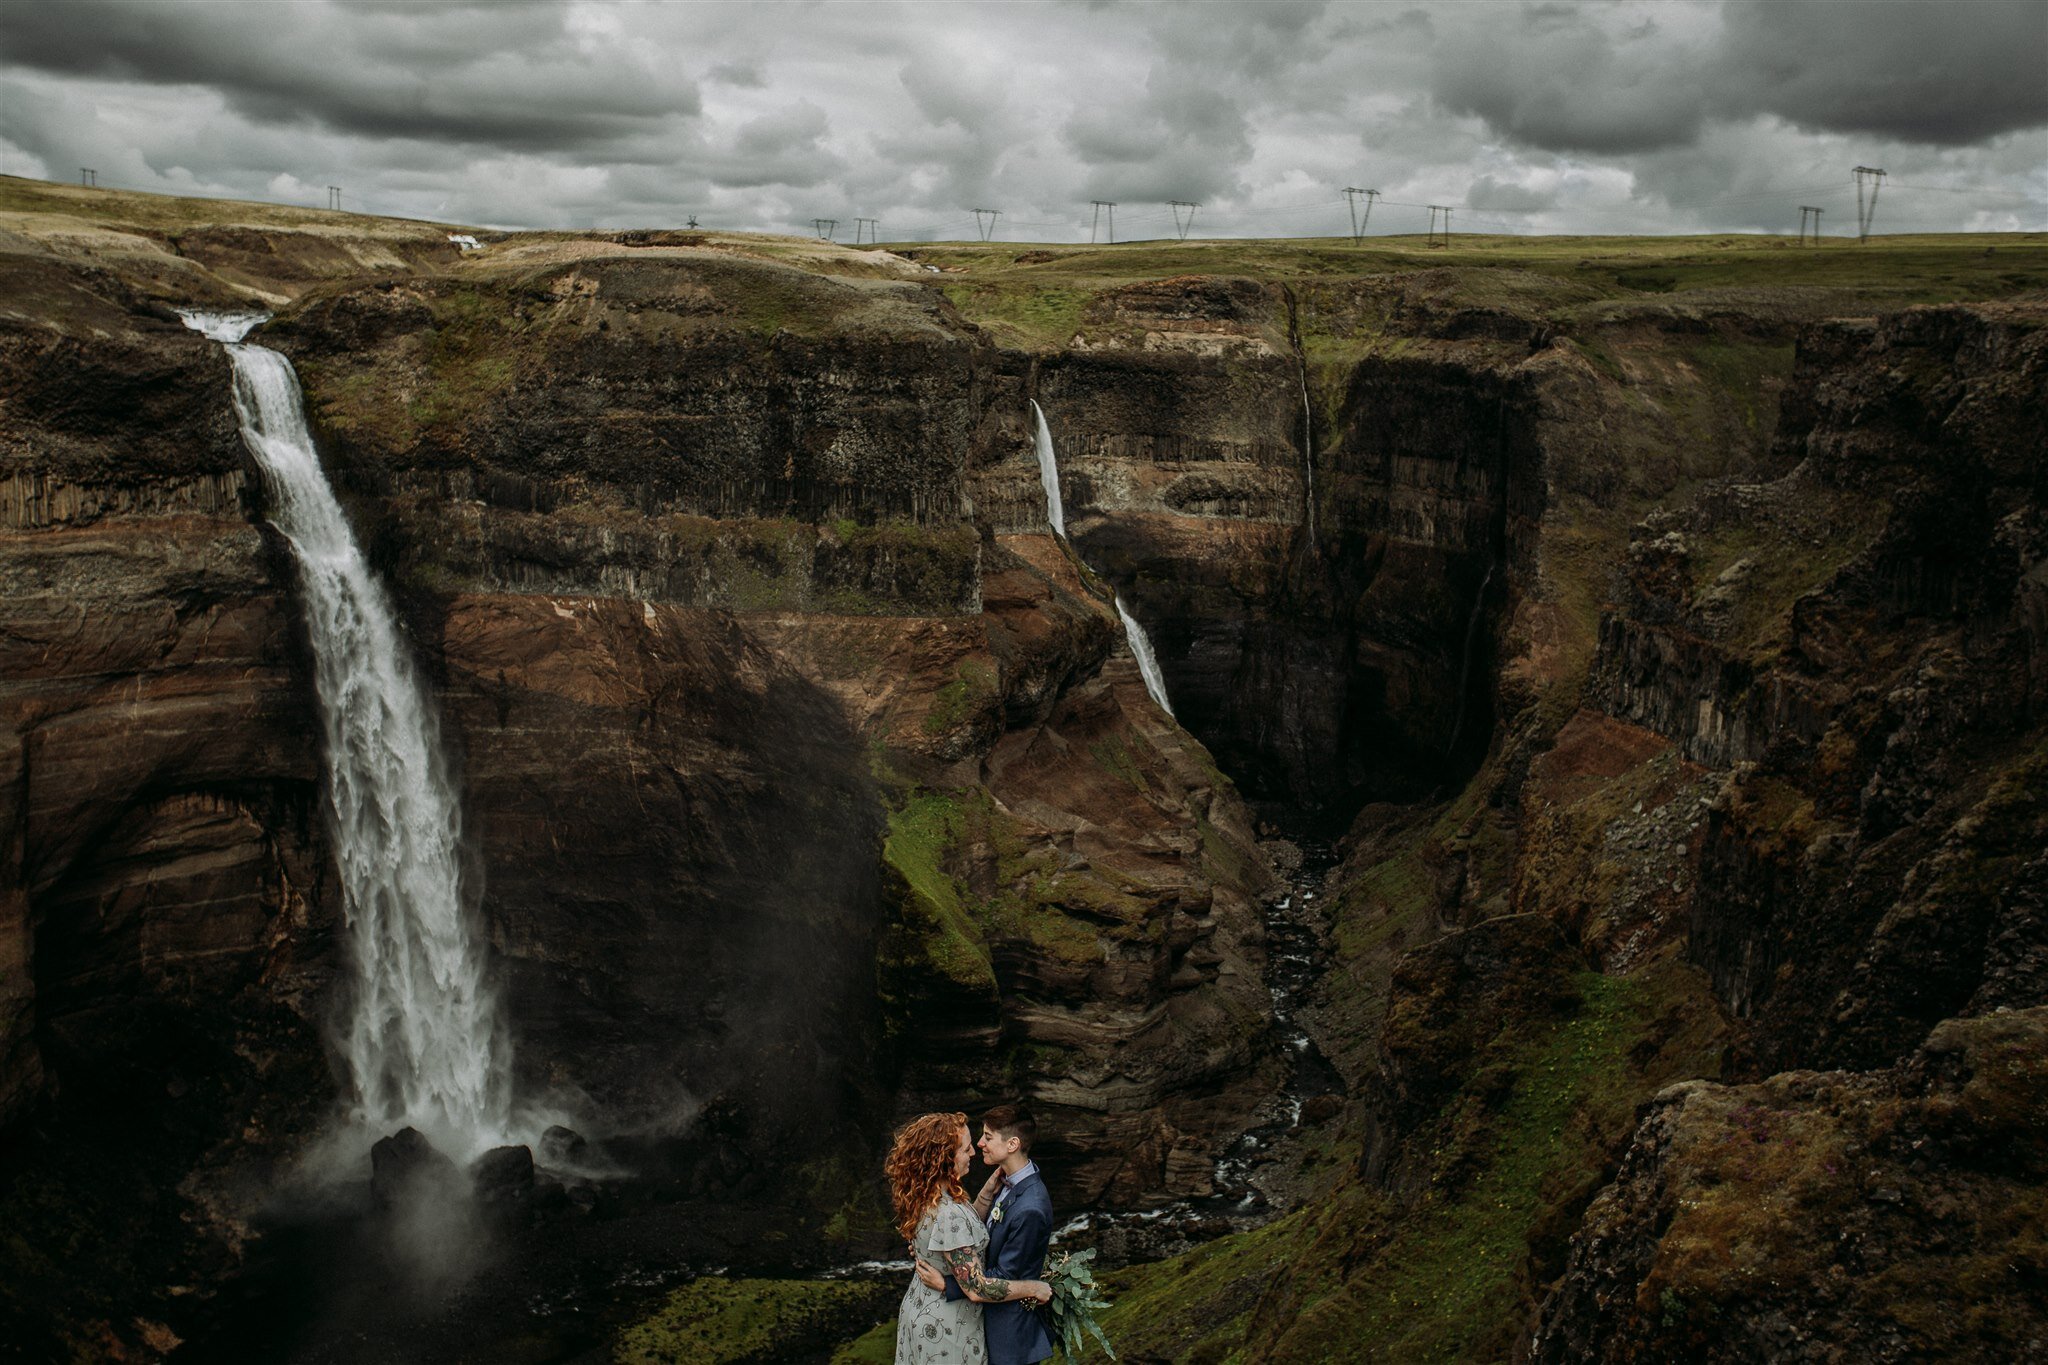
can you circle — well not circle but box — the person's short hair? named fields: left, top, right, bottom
left=980, top=1103, right=1036, bottom=1156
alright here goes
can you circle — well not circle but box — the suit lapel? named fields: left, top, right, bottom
left=987, top=1169, right=1041, bottom=1268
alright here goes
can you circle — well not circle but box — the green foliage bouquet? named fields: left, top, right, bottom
left=1041, top=1247, right=1115, bottom=1360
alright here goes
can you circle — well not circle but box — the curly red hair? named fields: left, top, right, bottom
left=886, top=1111, right=969, bottom=1243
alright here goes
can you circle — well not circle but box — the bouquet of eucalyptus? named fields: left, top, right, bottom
left=1040, top=1247, right=1116, bottom=1360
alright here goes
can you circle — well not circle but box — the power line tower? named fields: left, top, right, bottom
left=1090, top=200, right=1117, bottom=244
left=854, top=217, right=880, bottom=244
left=971, top=208, right=1000, bottom=241
left=1798, top=206, right=1824, bottom=245
left=686, top=215, right=699, bottom=229
left=1426, top=205, right=1453, bottom=249
left=813, top=218, right=838, bottom=240
left=1169, top=200, right=1198, bottom=241
left=327, top=186, right=342, bottom=212
left=1853, top=166, right=1886, bottom=244
left=1343, top=187, right=1379, bottom=242
left=79, top=167, right=96, bottom=187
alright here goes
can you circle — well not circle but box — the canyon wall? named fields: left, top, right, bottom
left=1, top=211, right=1289, bottom=1359
left=4, top=180, right=2044, bottom=1362
left=963, top=274, right=1540, bottom=813
left=1054, top=283, right=2045, bottom=1361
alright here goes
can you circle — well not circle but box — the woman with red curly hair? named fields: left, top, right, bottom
left=888, top=1112, right=1050, bottom=1364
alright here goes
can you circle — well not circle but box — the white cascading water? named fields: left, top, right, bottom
left=182, top=311, right=510, bottom=1161
left=1030, top=401, right=1173, bottom=716
left=1029, top=400, right=1067, bottom=538
left=1115, top=596, right=1175, bottom=718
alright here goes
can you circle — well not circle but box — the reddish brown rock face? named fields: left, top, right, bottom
left=10, top=190, right=2038, bottom=1365
left=0, top=237, right=1286, bottom=1309
left=425, top=593, right=889, bottom=1159
left=1, top=298, right=339, bottom=1142
left=0, top=499, right=344, bottom=1365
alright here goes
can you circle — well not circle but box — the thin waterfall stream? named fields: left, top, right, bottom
left=1031, top=401, right=1173, bottom=716
left=1299, top=372, right=1318, bottom=547
left=183, top=311, right=511, bottom=1162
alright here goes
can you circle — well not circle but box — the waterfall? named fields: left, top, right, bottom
left=1030, top=400, right=1066, bottom=538
left=1029, top=402, right=1172, bottom=716
left=1116, top=596, right=1175, bottom=718
left=1299, top=373, right=1318, bottom=546
left=183, top=311, right=510, bottom=1160
left=1445, top=564, right=1495, bottom=756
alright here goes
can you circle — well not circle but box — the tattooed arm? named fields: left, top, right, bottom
left=935, top=1247, right=1049, bottom=1304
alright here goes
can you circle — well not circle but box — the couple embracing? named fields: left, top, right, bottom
left=887, top=1104, right=1056, bottom=1365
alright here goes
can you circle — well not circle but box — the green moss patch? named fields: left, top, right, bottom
left=830, top=1319, right=902, bottom=1364
left=922, top=659, right=999, bottom=737
left=1088, top=1210, right=1317, bottom=1364
left=882, top=791, right=996, bottom=993
left=1079, top=952, right=1726, bottom=1363
left=614, top=1276, right=897, bottom=1365
left=1309, top=971, right=1670, bottom=1359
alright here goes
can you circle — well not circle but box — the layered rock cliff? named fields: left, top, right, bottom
left=1, top=187, right=1288, bottom=1355
left=1038, top=280, right=2046, bottom=1361
left=4, top=175, right=2046, bottom=1363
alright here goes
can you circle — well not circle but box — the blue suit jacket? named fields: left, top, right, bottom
left=943, top=1169, right=1055, bottom=1365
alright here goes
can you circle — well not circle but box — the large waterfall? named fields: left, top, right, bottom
left=1030, top=401, right=1174, bottom=717
left=183, top=311, right=510, bottom=1160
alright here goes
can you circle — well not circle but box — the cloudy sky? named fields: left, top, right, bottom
left=2, top=0, right=2042, bottom=241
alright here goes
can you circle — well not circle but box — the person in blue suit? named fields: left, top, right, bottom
left=915, top=1104, right=1055, bottom=1365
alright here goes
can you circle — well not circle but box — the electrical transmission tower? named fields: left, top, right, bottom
left=971, top=208, right=1001, bottom=241
left=1853, top=167, right=1886, bottom=244
left=327, top=186, right=342, bottom=211
left=686, top=215, right=699, bottom=229
left=813, top=218, right=838, bottom=241
left=1426, top=205, right=1453, bottom=249
left=79, top=167, right=96, bottom=187
left=854, top=217, right=880, bottom=244
left=1090, top=200, right=1117, bottom=244
left=1798, top=206, right=1825, bottom=245
left=1169, top=200, right=1199, bottom=241
left=1343, top=187, right=1379, bottom=242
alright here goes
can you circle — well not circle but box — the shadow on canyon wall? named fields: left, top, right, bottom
left=2, top=175, right=2046, bottom=1362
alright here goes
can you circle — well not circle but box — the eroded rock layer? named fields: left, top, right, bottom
left=4, top=180, right=2046, bottom=1363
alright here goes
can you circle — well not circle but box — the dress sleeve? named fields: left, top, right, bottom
left=921, top=1199, right=982, bottom=1255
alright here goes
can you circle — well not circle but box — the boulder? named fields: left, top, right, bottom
left=369, top=1127, right=463, bottom=1210
left=537, top=1125, right=588, bottom=1167
left=471, top=1145, right=534, bottom=1224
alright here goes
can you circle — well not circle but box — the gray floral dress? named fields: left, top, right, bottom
left=896, top=1196, right=987, bottom=1365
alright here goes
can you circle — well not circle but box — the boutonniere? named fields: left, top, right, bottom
left=990, top=1204, right=1005, bottom=1223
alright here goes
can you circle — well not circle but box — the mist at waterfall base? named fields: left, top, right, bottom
left=1031, top=401, right=1174, bottom=716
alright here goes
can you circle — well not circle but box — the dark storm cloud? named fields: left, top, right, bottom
left=1432, top=6, right=1711, bottom=154
left=1717, top=0, right=2048, bottom=146
left=0, top=0, right=2034, bottom=237
left=1058, top=1, right=1339, bottom=205
left=708, top=63, right=767, bottom=89
left=0, top=0, right=699, bottom=152
left=1466, top=174, right=1558, bottom=212
left=1434, top=0, right=2048, bottom=156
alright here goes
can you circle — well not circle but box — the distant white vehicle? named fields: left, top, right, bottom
left=448, top=234, right=482, bottom=251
